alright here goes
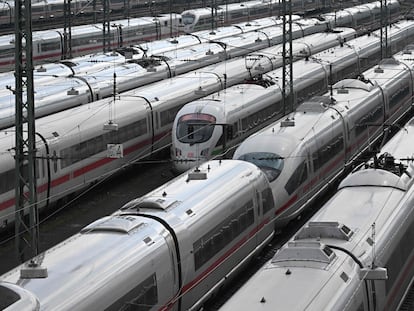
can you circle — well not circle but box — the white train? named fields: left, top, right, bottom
left=181, top=0, right=390, bottom=32
left=0, top=0, right=402, bottom=132
left=231, top=52, right=414, bottom=231
left=0, top=14, right=354, bottom=129
left=1, top=53, right=414, bottom=311
left=0, top=21, right=412, bottom=228
left=0, top=14, right=182, bottom=73
left=0, top=0, right=401, bottom=73
left=0, top=0, right=170, bottom=26
left=219, top=113, right=414, bottom=311
left=171, top=20, right=414, bottom=173
left=0, top=28, right=342, bottom=228
left=0, top=159, right=277, bottom=310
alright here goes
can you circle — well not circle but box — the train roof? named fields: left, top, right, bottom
left=118, top=160, right=265, bottom=221
left=221, top=162, right=414, bottom=310
left=373, top=117, right=414, bottom=166
left=176, top=83, right=273, bottom=118
left=0, top=216, right=170, bottom=310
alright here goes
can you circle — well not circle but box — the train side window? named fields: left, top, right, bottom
left=261, top=188, right=273, bottom=214
left=193, top=200, right=254, bottom=270
left=109, top=273, right=158, bottom=311
left=0, top=169, right=14, bottom=193
left=160, top=106, right=182, bottom=127
left=60, top=119, right=148, bottom=169
left=285, top=160, right=308, bottom=195
left=40, top=41, right=61, bottom=52
left=389, top=85, right=410, bottom=110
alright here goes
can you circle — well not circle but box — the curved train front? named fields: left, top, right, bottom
left=220, top=117, right=414, bottom=311
left=0, top=160, right=276, bottom=310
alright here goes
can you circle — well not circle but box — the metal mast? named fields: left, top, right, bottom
left=282, top=0, right=294, bottom=115
left=14, top=0, right=39, bottom=262
left=63, top=0, right=73, bottom=59
left=380, top=0, right=388, bottom=59
left=103, top=0, right=111, bottom=52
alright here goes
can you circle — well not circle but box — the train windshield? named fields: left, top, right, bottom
left=182, top=14, right=196, bottom=25
left=176, top=113, right=216, bottom=144
left=237, top=152, right=284, bottom=182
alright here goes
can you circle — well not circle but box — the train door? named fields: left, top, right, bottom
left=35, top=135, right=51, bottom=211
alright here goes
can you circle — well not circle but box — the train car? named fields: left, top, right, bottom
left=0, top=159, right=276, bottom=311
left=0, top=16, right=341, bottom=129
left=0, top=0, right=398, bottom=73
left=181, top=0, right=324, bottom=32
left=171, top=20, right=414, bottom=173
left=0, top=20, right=410, bottom=228
left=0, top=14, right=182, bottom=72
left=0, top=0, right=170, bottom=27
left=322, top=0, right=400, bottom=29
left=231, top=55, right=414, bottom=229
left=219, top=116, right=414, bottom=311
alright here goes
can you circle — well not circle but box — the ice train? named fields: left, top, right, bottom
left=0, top=15, right=335, bottom=126
left=0, top=159, right=276, bottom=310
left=1, top=57, right=414, bottom=310
left=0, top=26, right=359, bottom=229
left=0, top=21, right=412, bottom=228
left=0, top=0, right=401, bottom=72
left=219, top=111, right=414, bottom=311
left=232, top=52, right=414, bottom=229
left=171, top=20, right=414, bottom=172
left=180, top=0, right=394, bottom=32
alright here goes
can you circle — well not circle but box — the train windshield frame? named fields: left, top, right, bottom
left=182, top=14, right=196, bottom=25
left=237, top=152, right=284, bottom=182
left=176, top=113, right=216, bottom=144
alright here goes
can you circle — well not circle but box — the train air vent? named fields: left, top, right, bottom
left=297, top=96, right=331, bottom=113
left=134, top=197, right=181, bottom=211
left=195, top=87, right=209, bottom=96
left=333, top=79, right=375, bottom=92
left=271, top=241, right=336, bottom=264
left=67, top=87, right=79, bottom=95
left=280, top=118, right=295, bottom=127
left=81, top=215, right=143, bottom=234
left=36, top=66, right=46, bottom=72
left=187, top=168, right=207, bottom=180
left=294, top=222, right=354, bottom=241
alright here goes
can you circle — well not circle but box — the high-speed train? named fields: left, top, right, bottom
left=171, top=20, right=414, bottom=173
left=1, top=56, right=414, bottom=311
left=0, top=26, right=354, bottom=228
left=0, top=159, right=277, bottom=311
left=0, top=0, right=403, bottom=131
left=0, top=13, right=182, bottom=73
left=231, top=52, right=414, bottom=230
left=219, top=116, right=414, bottom=311
left=0, top=17, right=343, bottom=129
left=0, top=21, right=413, bottom=228
left=1, top=4, right=377, bottom=130
left=0, top=0, right=401, bottom=73
left=180, top=0, right=390, bottom=32
left=0, top=0, right=170, bottom=26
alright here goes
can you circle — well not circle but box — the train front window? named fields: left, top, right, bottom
left=177, top=113, right=216, bottom=144
left=182, top=14, right=195, bottom=25
left=237, top=152, right=284, bottom=182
